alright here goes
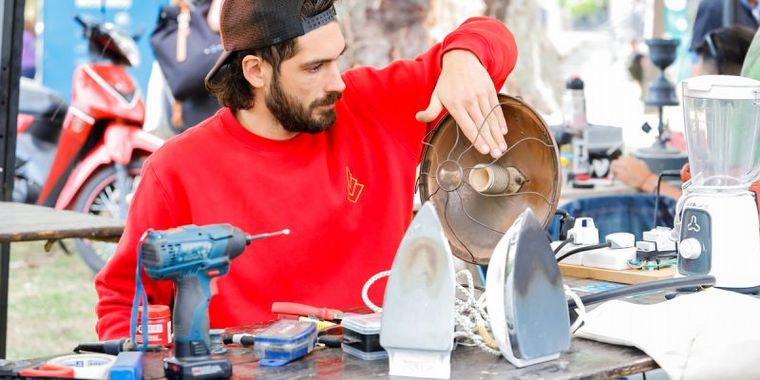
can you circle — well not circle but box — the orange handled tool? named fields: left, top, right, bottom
left=19, top=364, right=75, bottom=378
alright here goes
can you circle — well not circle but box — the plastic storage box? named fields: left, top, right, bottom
left=341, top=313, right=387, bottom=360
left=254, top=320, right=317, bottom=366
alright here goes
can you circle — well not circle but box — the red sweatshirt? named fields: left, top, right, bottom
left=95, top=17, right=517, bottom=339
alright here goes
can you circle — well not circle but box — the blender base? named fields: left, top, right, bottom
left=677, top=192, right=760, bottom=289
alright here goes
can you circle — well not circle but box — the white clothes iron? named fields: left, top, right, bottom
left=380, top=202, right=456, bottom=379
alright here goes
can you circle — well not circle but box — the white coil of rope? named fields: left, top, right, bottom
left=362, top=269, right=500, bottom=355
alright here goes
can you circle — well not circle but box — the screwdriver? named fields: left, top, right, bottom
left=74, top=338, right=165, bottom=355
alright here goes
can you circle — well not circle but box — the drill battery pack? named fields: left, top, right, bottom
left=163, top=356, right=232, bottom=380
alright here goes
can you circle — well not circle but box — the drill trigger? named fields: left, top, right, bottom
left=210, top=277, right=219, bottom=297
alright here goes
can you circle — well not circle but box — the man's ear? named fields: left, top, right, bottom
left=241, top=55, right=269, bottom=89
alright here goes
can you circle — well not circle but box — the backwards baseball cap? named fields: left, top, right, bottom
left=205, top=0, right=337, bottom=84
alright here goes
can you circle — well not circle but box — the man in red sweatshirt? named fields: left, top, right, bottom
left=95, top=0, right=518, bottom=339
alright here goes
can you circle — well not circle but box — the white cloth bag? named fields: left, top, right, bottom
left=576, top=288, right=760, bottom=379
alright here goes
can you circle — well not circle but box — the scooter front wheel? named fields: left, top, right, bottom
left=72, top=158, right=144, bottom=272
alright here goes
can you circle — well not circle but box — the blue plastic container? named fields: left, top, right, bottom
left=254, top=320, right=317, bottom=367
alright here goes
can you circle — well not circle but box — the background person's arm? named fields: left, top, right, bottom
left=611, top=156, right=682, bottom=199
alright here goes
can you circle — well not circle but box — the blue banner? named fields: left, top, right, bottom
left=41, top=0, right=168, bottom=100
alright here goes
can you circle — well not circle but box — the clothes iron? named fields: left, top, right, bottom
left=486, top=208, right=570, bottom=367
left=380, top=202, right=456, bottom=379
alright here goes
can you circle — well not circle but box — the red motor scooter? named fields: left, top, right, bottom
left=14, top=16, right=163, bottom=272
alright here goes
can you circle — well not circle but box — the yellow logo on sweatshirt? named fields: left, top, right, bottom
left=346, top=167, right=364, bottom=203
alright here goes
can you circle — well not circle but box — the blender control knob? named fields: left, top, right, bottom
left=679, top=238, right=702, bottom=259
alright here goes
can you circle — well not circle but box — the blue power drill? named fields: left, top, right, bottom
left=139, top=224, right=289, bottom=380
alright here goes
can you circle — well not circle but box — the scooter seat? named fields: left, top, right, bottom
left=19, top=78, right=68, bottom=118
left=18, top=78, right=68, bottom=143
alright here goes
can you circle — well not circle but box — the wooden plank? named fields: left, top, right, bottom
left=0, top=202, right=123, bottom=242
left=560, top=263, right=675, bottom=284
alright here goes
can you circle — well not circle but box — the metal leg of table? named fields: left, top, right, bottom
left=0, top=0, right=25, bottom=360
left=0, top=242, right=7, bottom=359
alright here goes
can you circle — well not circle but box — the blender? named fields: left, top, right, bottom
left=677, top=75, right=760, bottom=291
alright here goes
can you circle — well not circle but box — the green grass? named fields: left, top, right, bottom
left=7, top=240, right=98, bottom=360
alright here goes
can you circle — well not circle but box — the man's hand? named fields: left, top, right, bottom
left=416, top=49, right=508, bottom=158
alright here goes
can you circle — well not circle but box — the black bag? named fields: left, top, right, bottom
left=150, top=0, right=222, bottom=101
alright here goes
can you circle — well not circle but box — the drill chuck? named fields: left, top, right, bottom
left=140, top=234, right=162, bottom=268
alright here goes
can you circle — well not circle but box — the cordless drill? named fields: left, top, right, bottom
left=140, top=224, right=289, bottom=380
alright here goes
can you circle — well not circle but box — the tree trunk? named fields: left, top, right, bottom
left=339, top=0, right=432, bottom=69
left=484, top=0, right=563, bottom=114
left=339, top=0, right=563, bottom=114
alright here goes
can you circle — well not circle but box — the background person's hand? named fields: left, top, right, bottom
left=610, top=156, right=656, bottom=192
left=416, top=49, right=508, bottom=159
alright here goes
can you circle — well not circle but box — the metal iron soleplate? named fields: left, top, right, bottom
left=486, top=208, right=570, bottom=367
left=507, top=209, right=570, bottom=360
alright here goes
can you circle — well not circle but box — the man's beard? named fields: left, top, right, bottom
left=266, top=75, right=342, bottom=134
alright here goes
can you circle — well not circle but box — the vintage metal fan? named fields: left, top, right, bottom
left=418, top=94, right=561, bottom=265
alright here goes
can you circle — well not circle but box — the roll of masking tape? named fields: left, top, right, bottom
left=47, top=353, right=116, bottom=380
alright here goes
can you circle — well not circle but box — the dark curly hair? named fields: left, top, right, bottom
left=206, top=0, right=336, bottom=111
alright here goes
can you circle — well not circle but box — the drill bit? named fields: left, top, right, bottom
left=246, top=229, right=290, bottom=243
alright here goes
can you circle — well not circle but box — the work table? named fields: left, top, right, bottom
left=141, top=332, right=655, bottom=380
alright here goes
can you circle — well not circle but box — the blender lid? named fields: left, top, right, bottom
left=682, top=75, right=760, bottom=100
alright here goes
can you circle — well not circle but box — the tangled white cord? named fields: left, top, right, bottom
left=452, top=270, right=501, bottom=355
left=361, top=269, right=501, bottom=356
left=564, top=284, right=586, bottom=334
